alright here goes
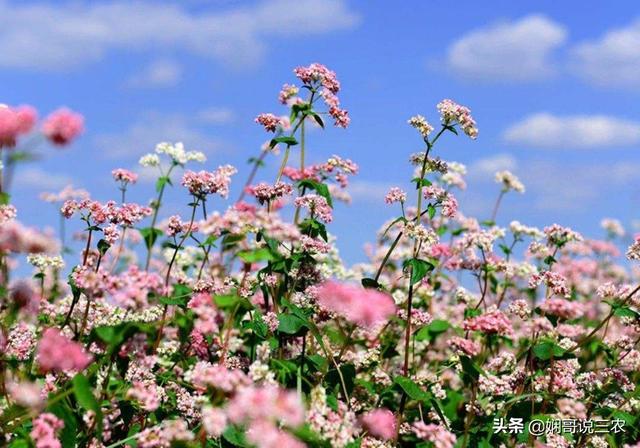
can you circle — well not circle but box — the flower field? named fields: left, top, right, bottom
left=1, top=63, right=640, bottom=448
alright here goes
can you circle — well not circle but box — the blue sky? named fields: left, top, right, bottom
left=2, top=0, right=640, bottom=263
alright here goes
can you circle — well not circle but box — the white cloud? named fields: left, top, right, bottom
left=20, top=167, right=73, bottom=190
left=94, top=111, right=224, bottom=159
left=502, top=113, right=640, bottom=149
left=197, top=107, right=236, bottom=125
left=127, top=60, right=183, bottom=88
left=445, top=14, right=567, bottom=81
left=467, top=154, right=517, bottom=181
left=348, top=180, right=393, bottom=203
left=0, top=0, right=359, bottom=71
left=571, top=18, right=640, bottom=88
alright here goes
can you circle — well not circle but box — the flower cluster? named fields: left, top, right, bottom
left=2, top=64, right=640, bottom=448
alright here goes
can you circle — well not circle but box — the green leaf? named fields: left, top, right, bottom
left=223, top=425, right=248, bottom=447
left=238, top=248, right=275, bottom=264
left=415, top=319, right=450, bottom=341
left=270, top=136, right=299, bottom=148
left=459, top=356, right=482, bottom=380
left=97, top=239, right=110, bottom=256
left=139, top=227, right=163, bottom=251
left=277, top=313, right=308, bottom=335
left=394, top=376, right=430, bottom=401
left=214, top=294, right=243, bottom=309
left=412, top=177, right=432, bottom=188
left=0, top=192, right=10, bottom=205
left=403, top=258, right=435, bottom=285
left=427, top=203, right=436, bottom=219
left=158, top=295, right=186, bottom=306
left=532, top=341, right=565, bottom=360
left=361, top=277, right=380, bottom=289
left=72, top=374, right=103, bottom=435
left=155, top=175, right=172, bottom=193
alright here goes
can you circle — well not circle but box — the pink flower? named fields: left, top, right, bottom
left=463, top=309, right=513, bottom=336
left=316, top=281, right=396, bottom=329
left=361, top=408, right=396, bottom=440
left=540, top=298, right=584, bottom=320
left=448, top=336, right=481, bottom=357
left=436, top=99, right=477, bottom=139
left=127, top=380, right=165, bottom=411
left=112, top=168, right=139, bottom=184
left=0, top=105, right=37, bottom=148
left=30, top=413, right=64, bottom=448
left=385, top=187, right=406, bottom=204
left=36, top=328, right=92, bottom=372
left=226, top=384, right=304, bottom=428
left=255, top=113, right=281, bottom=132
left=42, top=108, right=84, bottom=146
left=412, top=422, right=456, bottom=448
left=294, top=194, right=333, bottom=223
left=181, top=165, right=237, bottom=198
left=202, top=406, right=228, bottom=437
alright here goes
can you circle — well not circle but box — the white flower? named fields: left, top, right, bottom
left=26, top=254, right=65, bottom=270
left=139, top=153, right=160, bottom=168
left=495, top=170, right=525, bottom=193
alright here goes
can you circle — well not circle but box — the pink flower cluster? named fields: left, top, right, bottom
left=294, top=194, right=333, bottom=223
left=36, top=328, right=91, bottom=372
left=529, top=271, right=571, bottom=297
left=293, top=63, right=349, bottom=128
left=385, top=187, right=407, bottom=204
left=317, top=281, right=396, bottom=329
left=61, top=199, right=152, bottom=227
left=30, top=413, right=64, bottom=448
left=463, top=309, right=513, bottom=336
left=246, top=181, right=293, bottom=205
left=181, top=165, right=237, bottom=198
left=112, top=168, right=139, bottom=185
left=361, top=408, right=396, bottom=440
left=0, top=105, right=36, bottom=147
left=42, top=108, right=84, bottom=146
left=436, top=99, right=477, bottom=139
left=255, top=113, right=284, bottom=133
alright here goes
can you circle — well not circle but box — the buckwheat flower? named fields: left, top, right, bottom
left=627, top=237, right=640, bottom=261
left=139, top=153, right=160, bottom=167
left=6, top=322, right=37, bottom=360
left=437, top=99, right=477, bottom=139
left=294, top=63, right=340, bottom=93
left=441, top=171, right=466, bottom=190
left=384, top=187, right=406, bottom=204
left=103, top=223, right=121, bottom=244
left=529, top=271, right=571, bottom=297
left=226, top=384, right=305, bottom=428
left=361, top=408, right=396, bottom=440
left=463, top=309, right=513, bottom=335
left=600, top=218, right=625, bottom=238
left=127, top=380, right=165, bottom=412
left=202, top=406, right=228, bottom=437
left=544, top=224, right=583, bottom=247
left=294, top=194, right=333, bottom=223
left=412, top=422, right=456, bottom=448
left=42, top=108, right=84, bottom=146
left=0, top=204, right=16, bottom=223
left=112, top=168, right=138, bottom=185
left=317, top=281, right=396, bottom=329
left=0, top=105, right=37, bottom=148
left=181, top=165, right=237, bottom=198
left=247, top=181, right=293, bottom=205
left=27, top=254, right=65, bottom=270
left=186, top=150, right=207, bottom=163
left=495, top=170, right=524, bottom=193
left=540, top=298, right=584, bottom=320
left=507, top=299, right=531, bottom=319
left=255, top=113, right=281, bottom=132
left=30, top=413, right=64, bottom=448
left=329, top=106, right=350, bottom=128
left=510, top=221, right=543, bottom=239
left=279, top=84, right=299, bottom=104
left=36, top=328, right=92, bottom=373
left=441, top=194, right=458, bottom=218
left=408, top=115, right=434, bottom=137
left=448, top=336, right=481, bottom=357
left=300, top=235, right=331, bottom=253
left=404, top=222, right=438, bottom=246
